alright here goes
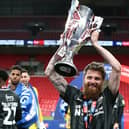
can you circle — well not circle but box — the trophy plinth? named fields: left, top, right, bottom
left=54, top=61, right=77, bottom=77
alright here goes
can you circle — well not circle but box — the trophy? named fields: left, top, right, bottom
left=54, top=0, right=103, bottom=77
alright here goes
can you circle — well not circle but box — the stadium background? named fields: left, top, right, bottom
left=0, top=0, right=129, bottom=128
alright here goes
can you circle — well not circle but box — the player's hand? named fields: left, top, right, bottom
left=91, top=30, right=100, bottom=45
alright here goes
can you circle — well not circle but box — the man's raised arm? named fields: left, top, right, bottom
left=45, top=46, right=68, bottom=96
left=91, top=31, right=121, bottom=95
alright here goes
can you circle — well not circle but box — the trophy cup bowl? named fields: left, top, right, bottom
left=54, top=0, right=103, bottom=77
left=54, top=59, right=77, bottom=77
left=54, top=47, right=78, bottom=76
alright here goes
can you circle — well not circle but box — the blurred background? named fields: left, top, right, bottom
left=0, top=0, right=129, bottom=128
left=0, top=0, right=128, bottom=41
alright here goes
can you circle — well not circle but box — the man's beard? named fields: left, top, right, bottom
left=83, top=85, right=102, bottom=100
left=12, top=81, right=19, bottom=86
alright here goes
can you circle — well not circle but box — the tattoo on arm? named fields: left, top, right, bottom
left=49, top=72, right=68, bottom=96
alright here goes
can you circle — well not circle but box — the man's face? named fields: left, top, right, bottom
left=20, top=72, right=30, bottom=87
left=83, top=69, right=104, bottom=100
left=9, top=69, right=21, bottom=86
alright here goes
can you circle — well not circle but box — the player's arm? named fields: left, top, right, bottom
left=91, top=31, right=121, bottom=95
left=15, top=97, right=22, bottom=122
left=45, top=46, right=68, bottom=97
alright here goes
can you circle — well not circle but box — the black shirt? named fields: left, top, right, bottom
left=0, top=88, right=22, bottom=129
left=62, top=86, right=119, bottom=129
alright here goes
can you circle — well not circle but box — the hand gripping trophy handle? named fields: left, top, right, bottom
left=54, top=0, right=103, bottom=77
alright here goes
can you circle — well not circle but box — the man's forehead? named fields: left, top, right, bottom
left=22, top=72, right=29, bottom=76
left=21, top=74, right=28, bottom=77
left=11, top=69, right=21, bottom=74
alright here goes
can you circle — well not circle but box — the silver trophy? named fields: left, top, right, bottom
left=54, top=0, right=103, bottom=77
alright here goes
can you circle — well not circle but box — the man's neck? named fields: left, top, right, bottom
left=10, top=84, right=16, bottom=91
left=25, top=84, right=29, bottom=88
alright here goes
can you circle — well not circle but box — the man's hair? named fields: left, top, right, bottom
left=10, top=65, right=22, bottom=73
left=21, top=68, right=29, bottom=74
left=83, top=61, right=106, bottom=80
left=0, top=69, right=8, bottom=81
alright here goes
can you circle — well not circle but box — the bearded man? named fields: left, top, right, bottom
left=45, top=31, right=124, bottom=129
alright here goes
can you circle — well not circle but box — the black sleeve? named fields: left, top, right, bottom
left=15, top=97, right=22, bottom=122
left=104, top=88, right=125, bottom=129
left=103, top=87, right=118, bottom=104
left=116, top=94, right=125, bottom=125
left=61, top=85, right=80, bottom=104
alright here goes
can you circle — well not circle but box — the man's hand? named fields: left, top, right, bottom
left=91, top=30, right=100, bottom=45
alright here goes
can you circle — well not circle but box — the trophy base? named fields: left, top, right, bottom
left=54, top=61, right=77, bottom=77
